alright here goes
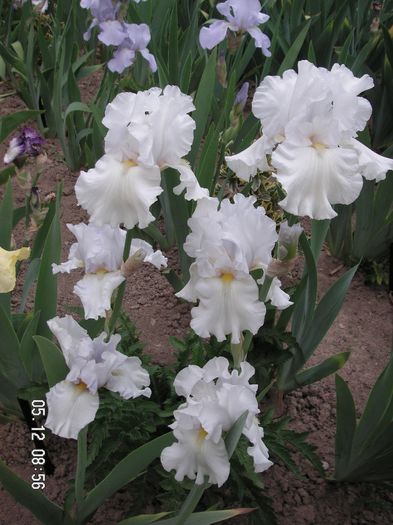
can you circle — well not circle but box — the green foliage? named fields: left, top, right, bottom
left=277, top=234, right=358, bottom=392
left=0, top=459, right=64, bottom=525
left=335, top=356, right=393, bottom=482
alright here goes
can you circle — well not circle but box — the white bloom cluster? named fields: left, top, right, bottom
left=53, top=223, right=167, bottom=320
left=161, top=357, right=272, bottom=486
left=75, top=86, right=208, bottom=229
left=45, top=316, right=151, bottom=439
left=177, top=194, right=291, bottom=343
left=226, top=60, right=393, bottom=219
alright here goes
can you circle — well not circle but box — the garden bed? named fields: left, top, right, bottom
left=1, top=77, right=392, bottom=524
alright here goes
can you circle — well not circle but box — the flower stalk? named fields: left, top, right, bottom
left=108, top=229, right=133, bottom=335
left=75, top=425, right=88, bottom=522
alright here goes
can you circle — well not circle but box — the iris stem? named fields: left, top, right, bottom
left=174, top=479, right=209, bottom=525
left=259, top=274, right=273, bottom=303
left=75, top=425, right=88, bottom=522
left=108, top=229, right=133, bottom=335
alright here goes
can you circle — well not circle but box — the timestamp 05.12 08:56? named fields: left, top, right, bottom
left=31, top=399, right=46, bottom=490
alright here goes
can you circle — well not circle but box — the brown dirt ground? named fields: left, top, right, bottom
left=1, top=78, right=393, bottom=525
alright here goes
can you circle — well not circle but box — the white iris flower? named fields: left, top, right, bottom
left=75, top=86, right=208, bottom=229
left=176, top=194, right=291, bottom=343
left=161, top=357, right=272, bottom=486
left=45, top=316, right=151, bottom=439
left=226, top=60, right=393, bottom=219
left=52, top=223, right=167, bottom=320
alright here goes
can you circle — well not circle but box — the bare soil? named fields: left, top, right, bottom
left=1, top=79, right=393, bottom=525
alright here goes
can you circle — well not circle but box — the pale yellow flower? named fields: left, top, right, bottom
left=0, top=246, right=30, bottom=293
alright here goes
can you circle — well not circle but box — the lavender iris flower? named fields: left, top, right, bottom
left=81, top=0, right=120, bottom=41
left=99, top=22, right=157, bottom=73
left=199, top=0, right=271, bottom=57
left=4, top=127, right=45, bottom=164
left=81, top=0, right=156, bottom=74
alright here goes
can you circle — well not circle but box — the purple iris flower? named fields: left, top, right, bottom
left=4, top=127, right=45, bottom=164
left=81, top=0, right=156, bottom=74
left=99, top=21, right=157, bottom=73
left=199, top=0, right=271, bottom=57
left=80, top=0, right=120, bottom=41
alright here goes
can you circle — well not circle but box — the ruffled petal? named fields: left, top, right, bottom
left=170, top=161, right=209, bottom=200
left=106, top=355, right=152, bottom=399
left=45, top=381, right=99, bottom=439
left=202, top=357, right=231, bottom=383
left=161, top=426, right=230, bottom=487
left=272, top=140, right=364, bottom=219
left=188, top=273, right=266, bottom=344
left=263, top=275, right=292, bottom=309
left=129, top=238, right=167, bottom=269
left=350, top=139, right=393, bottom=182
left=173, top=364, right=205, bottom=397
left=182, top=198, right=221, bottom=258
left=74, top=272, right=125, bottom=320
left=243, top=418, right=273, bottom=473
left=225, top=136, right=270, bottom=181
left=68, top=223, right=126, bottom=273
left=75, top=154, right=163, bottom=229
left=219, top=193, right=277, bottom=269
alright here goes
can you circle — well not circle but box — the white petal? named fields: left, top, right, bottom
left=106, top=356, right=152, bottom=399
left=130, top=238, right=167, bottom=269
left=103, top=87, right=195, bottom=168
left=225, top=136, right=270, bottom=181
left=74, top=272, right=125, bottom=320
left=4, top=138, right=24, bottom=164
left=67, top=223, right=126, bottom=273
left=225, top=361, right=257, bottom=390
left=189, top=274, right=266, bottom=344
left=272, top=140, right=364, bottom=219
left=252, top=62, right=328, bottom=143
left=182, top=198, right=221, bottom=258
left=258, top=274, right=292, bottom=310
left=66, top=333, right=123, bottom=393
left=173, top=364, right=204, bottom=397
left=176, top=262, right=200, bottom=302
left=52, top=241, right=83, bottom=274
left=47, top=316, right=90, bottom=367
left=216, top=383, right=259, bottom=424
left=161, top=426, right=230, bottom=487
left=75, top=154, right=163, bottom=229
left=45, top=381, right=99, bottom=439
left=328, top=64, right=373, bottom=137
left=243, top=418, right=273, bottom=473
left=219, top=193, right=277, bottom=269
left=202, top=357, right=231, bottom=383
left=170, top=161, right=209, bottom=201
left=350, top=139, right=393, bottom=182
